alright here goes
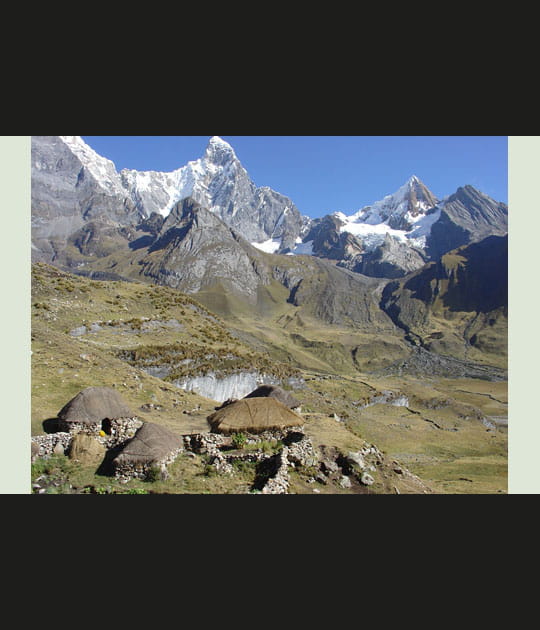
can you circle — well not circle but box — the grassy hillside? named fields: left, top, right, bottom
left=31, top=263, right=507, bottom=494
left=31, top=263, right=297, bottom=436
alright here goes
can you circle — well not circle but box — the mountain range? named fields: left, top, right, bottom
left=31, top=135, right=508, bottom=374
left=29, top=135, right=509, bottom=494
left=31, top=135, right=507, bottom=272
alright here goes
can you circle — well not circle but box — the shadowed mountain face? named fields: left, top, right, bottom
left=303, top=215, right=364, bottom=261
left=380, top=235, right=508, bottom=364
left=426, top=186, right=508, bottom=260
left=402, top=236, right=507, bottom=313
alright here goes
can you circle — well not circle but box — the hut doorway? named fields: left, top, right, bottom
left=101, top=418, right=113, bottom=436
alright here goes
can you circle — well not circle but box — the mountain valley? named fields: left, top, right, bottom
left=30, top=136, right=508, bottom=494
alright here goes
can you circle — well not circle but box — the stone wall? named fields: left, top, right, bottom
left=103, top=417, right=144, bottom=447
left=261, top=447, right=290, bottom=494
left=32, top=417, right=143, bottom=465
left=285, top=433, right=319, bottom=468
left=183, top=433, right=233, bottom=474
left=55, top=416, right=143, bottom=446
left=31, top=422, right=321, bottom=494
left=31, top=432, right=73, bottom=461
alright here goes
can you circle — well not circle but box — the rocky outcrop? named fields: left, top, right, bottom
left=354, top=234, right=426, bottom=278
left=351, top=233, right=427, bottom=279
left=303, top=215, right=364, bottom=261
left=137, top=198, right=270, bottom=299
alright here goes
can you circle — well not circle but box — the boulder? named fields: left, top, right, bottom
left=339, top=476, right=352, bottom=489
left=360, top=472, right=375, bottom=486
left=53, top=442, right=65, bottom=455
left=347, top=451, right=366, bottom=470
left=68, top=434, right=106, bottom=465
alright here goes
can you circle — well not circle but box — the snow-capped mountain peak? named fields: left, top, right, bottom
left=208, top=135, right=235, bottom=152
left=349, top=175, right=438, bottom=230
left=311, top=176, right=441, bottom=255
left=204, top=136, right=237, bottom=165
left=113, top=136, right=304, bottom=250
left=59, top=135, right=126, bottom=197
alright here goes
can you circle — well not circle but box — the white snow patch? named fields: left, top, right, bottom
left=341, top=221, right=408, bottom=242
left=332, top=177, right=442, bottom=251
left=251, top=239, right=282, bottom=254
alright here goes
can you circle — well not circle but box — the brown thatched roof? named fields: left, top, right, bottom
left=243, top=385, right=301, bottom=409
left=113, top=422, right=183, bottom=467
left=58, top=387, right=134, bottom=424
left=207, top=398, right=304, bottom=435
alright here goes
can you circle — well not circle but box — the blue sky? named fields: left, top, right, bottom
left=82, top=136, right=508, bottom=219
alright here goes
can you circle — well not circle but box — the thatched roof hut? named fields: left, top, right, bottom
left=112, top=422, right=183, bottom=472
left=243, top=385, right=301, bottom=409
left=207, top=398, right=304, bottom=435
left=58, top=387, right=134, bottom=424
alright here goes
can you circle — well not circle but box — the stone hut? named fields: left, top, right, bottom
left=243, top=385, right=301, bottom=411
left=56, top=387, right=142, bottom=444
left=207, top=398, right=304, bottom=436
left=112, top=422, right=184, bottom=481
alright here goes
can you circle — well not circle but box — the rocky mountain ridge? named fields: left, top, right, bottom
left=32, top=136, right=508, bottom=281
